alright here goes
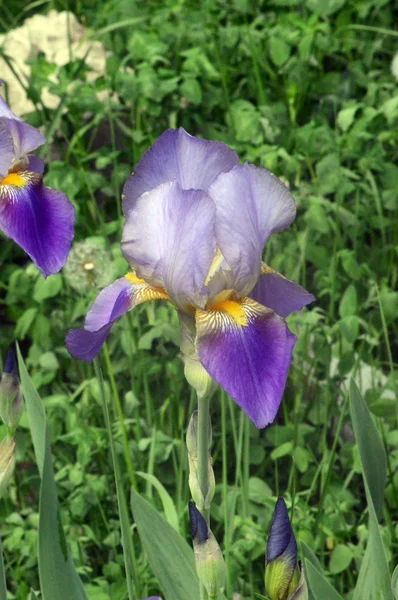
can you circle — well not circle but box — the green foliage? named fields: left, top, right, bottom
left=0, top=0, right=397, bottom=597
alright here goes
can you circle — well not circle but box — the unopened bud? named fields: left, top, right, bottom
left=265, top=497, right=308, bottom=600
left=186, top=410, right=212, bottom=454
left=0, top=437, right=16, bottom=498
left=189, top=501, right=226, bottom=598
left=188, top=453, right=215, bottom=510
left=186, top=411, right=215, bottom=510
left=0, top=348, right=23, bottom=432
left=183, top=356, right=218, bottom=400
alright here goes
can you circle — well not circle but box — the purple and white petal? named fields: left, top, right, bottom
left=209, top=163, right=296, bottom=297
left=66, top=274, right=169, bottom=361
left=250, top=265, right=315, bottom=318
left=122, top=127, right=239, bottom=216
left=0, top=174, right=75, bottom=277
left=122, top=181, right=216, bottom=310
left=0, top=94, right=45, bottom=158
left=0, top=121, right=15, bottom=178
left=27, top=155, right=45, bottom=174
left=196, top=296, right=296, bottom=428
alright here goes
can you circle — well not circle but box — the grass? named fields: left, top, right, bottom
left=0, top=0, right=397, bottom=598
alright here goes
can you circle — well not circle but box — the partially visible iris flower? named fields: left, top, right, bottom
left=66, top=128, right=314, bottom=428
left=0, top=88, right=75, bottom=276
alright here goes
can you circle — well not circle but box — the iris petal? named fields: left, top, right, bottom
left=0, top=121, right=15, bottom=177
left=0, top=174, right=75, bottom=277
left=66, top=275, right=169, bottom=362
left=210, top=163, right=296, bottom=297
left=250, top=264, right=315, bottom=318
left=122, top=181, right=216, bottom=310
left=196, top=296, right=297, bottom=428
left=0, top=95, right=45, bottom=158
left=122, top=127, right=239, bottom=216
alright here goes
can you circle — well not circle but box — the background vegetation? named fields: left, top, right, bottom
left=0, top=0, right=397, bottom=598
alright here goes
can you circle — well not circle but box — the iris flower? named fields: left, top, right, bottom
left=66, top=128, right=314, bottom=428
left=0, top=90, right=74, bottom=276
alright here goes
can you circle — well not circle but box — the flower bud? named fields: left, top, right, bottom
left=183, top=355, right=218, bottom=400
left=189, top=501, right=226, bottom=598
left=186, top=410, right=212, bottom=454
left=186, top=411, right=215, bottom=510
left=265, top=497, right=308, bottom=600
left=0, top=437, right=16, bottom=498
left=0, top=348, right=23, bottom=432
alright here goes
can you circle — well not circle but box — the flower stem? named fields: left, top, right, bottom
left=197, top=392, right=211, bottom=523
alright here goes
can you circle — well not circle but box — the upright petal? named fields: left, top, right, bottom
left=0, top=121, right=15, bottom=178
left=210, top=163, right=296, bottom=297
left=66, top=274, right=169, bottom=362
left=0, top=173, right=75, bottom=276
left=196, top=296, right=296, bottom=428
left=122, top=181, right=216, bottom=310
left=0, top=94, right=45, bottom=158
left=122, top=128, right=239, bottom=215
left=250, top=264, right=315, bottom=318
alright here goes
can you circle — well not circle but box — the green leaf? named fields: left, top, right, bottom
left=15, top=307, right=38, bottom=339
left=131, top=488, right=200, bottom=600
left=350, top=380, right=393, bottom=600
left=337, top=105, right=360, bottom=132
left=270, top=441, right=294, bottom=459
left=349, top=379, right=386, bottom=518
left=301, top=541, right=323, bottom=600
left=269, top=36, right=290, bottom=67
left=136, top=472, right=179, bottom=532
left=17, top=347, right=88, bottom=600
left=33, top=275, right=63, bottom=302
left=392, top=565, right=398, bottom=599
left=0, top=537, right=7, bottom=600
left=305, top=560, right=344, bottom=600
left=339, top=284, right=358, bottom=318
left=329, top=545, right=353, bottom=574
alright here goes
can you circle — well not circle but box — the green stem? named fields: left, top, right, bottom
left=197, top=393, right=211, bottom=523
left=93, top=359, right=138, bottom=599
left=103, top=342, right=137, bottom=489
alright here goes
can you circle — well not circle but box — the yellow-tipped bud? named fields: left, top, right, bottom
left=265, top=498, right=308, bottom=600
left=189, top=502, right=226, bottom=598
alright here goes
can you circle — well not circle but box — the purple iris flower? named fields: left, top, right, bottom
left=0, top=90, right=75, bottom=277
left=66, top=128, right=314, bottom=428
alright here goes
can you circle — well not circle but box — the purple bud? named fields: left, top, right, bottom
left=189, top=501, right=209, bottom=544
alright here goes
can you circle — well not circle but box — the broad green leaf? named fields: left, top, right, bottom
left=349, top=379, right=386, bottom=518
left=0, top=537, right=7, bottom=600
left=17, top=347, right=88, bottom=600
left=136, top=471, right=179, bottom=532
left=392, top=565, right=398, bottom=599
left=329, top=545, right=353, bottom=574
left=131, top=488, right=200, bottom=600
left=305, top=560, right=344, bottom=600
left=350, top=380, right=392, bottom=600
left=353, top=494, right=393, bottom=600
left=301, top=542, right=324, bottom=600
left=339, top=284, right=358, bottom=318
left=269, top=36, right=290, bottom=67
left=33, top=274, right=63, bottom=302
